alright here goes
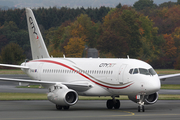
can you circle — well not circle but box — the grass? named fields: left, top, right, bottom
left=0, top=93, right=47, bottom=100
left=17, top=85, right=44, bottom=89
left=161, top=84, right=180, bottom=90
left=158, top=95, right=180, bottom=100
left=155, top=69, right=180, bottom=74
left=0, top=69, right=25, bottom=74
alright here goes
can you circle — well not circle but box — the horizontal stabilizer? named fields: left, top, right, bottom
left=0, top=64, right=29, bottom=69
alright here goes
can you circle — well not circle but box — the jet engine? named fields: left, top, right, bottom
left=128, top=92, right=159, bottom=105
left=47, top=85, right=78, bottom=106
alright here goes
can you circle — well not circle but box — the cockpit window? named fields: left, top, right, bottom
left=129, top=69, right=133, bottom=74
left=133, top=68, right=138, bottom=74
left=149, top=68, right=156, bottom=75
left=139, top=68, right=150, bottom=75
left=129, top=68, right=157, bottom=75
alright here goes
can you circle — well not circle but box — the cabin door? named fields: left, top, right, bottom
left=38, top=63, right=43, bottom=80
left=118, top=64, right=127, bottom=84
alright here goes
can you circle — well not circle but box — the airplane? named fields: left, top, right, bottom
left=0, top=8, right=180, bottom=112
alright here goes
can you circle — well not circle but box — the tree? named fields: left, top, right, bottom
left=160, top=34, right=177, bottom=68
left=133, top=0, right=156, bottom=11
left=172, top=27, right=180, bottom=54
left=116, top=3, right=122, bottom=8
left=98, top=6, right=142, bottom=58
left=172, top=27, right=180, bottom=69
left=148, top=5, right=180, bottom=34
left=64, top=37, right=85, bottom=57
left=98, top=29, right=128, bottom=58
left=72, top=14, right=97, bottom=48
left=178, top=0, right=180, bottom=4
left=0, top=43, right=25, bottom=64
left=163, top=34, right=177, bottom=58
left=159, top=1, right=176, bottom=8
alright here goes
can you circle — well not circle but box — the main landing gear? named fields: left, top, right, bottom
left=106, top=97, right=120, bottom=109
left=136, top=94, right=145, bottom=112
left=56, top=105, right=70, bottom=110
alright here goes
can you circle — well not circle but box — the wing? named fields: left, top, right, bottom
left=0, top=64, right=29, bottom=69
left=0, top=77, right=91, bottom=92
left=159, top=73, right=180, bottom=81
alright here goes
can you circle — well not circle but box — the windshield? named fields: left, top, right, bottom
left=129, top=68, right=156, bottom=76
left=149, top=68, right=156, bottom=75
left=139, top=68, right=150, bottom=75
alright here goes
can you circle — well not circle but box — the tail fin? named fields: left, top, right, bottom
left=26, top=8, right=50, bottom=60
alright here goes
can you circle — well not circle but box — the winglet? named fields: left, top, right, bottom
left=26, top=8, right=50, bottom=60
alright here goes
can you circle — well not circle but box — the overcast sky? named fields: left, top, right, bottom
left=0, top=0, right=178, bottom=8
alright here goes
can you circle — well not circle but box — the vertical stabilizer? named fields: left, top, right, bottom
left=26, top=8, right=50, bottom=60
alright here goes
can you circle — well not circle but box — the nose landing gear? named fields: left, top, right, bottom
left=136, top=94, right=145, bottom=112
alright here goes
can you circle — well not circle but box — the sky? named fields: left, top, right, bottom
left=0, top=0, right=178, bottom=8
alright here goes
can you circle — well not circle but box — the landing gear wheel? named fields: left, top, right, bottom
left=56, top=105, right=62, bottom=110
left=142, top=106, right=145, bottom=112
left=138, top=105, right=145, bottom=112
left=106, top=99, right=120, bottom=109
left=63, top=106, right=70, bottom=110
left=114, top=100, right=120, bottom=109
left=138, top=106, right=140, bottom=112
left=106, top=100, right=113, bottom=109
left=137, top=94, right=146, bottom=112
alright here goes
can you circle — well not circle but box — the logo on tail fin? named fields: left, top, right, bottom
left=29, top=17, right=38, bottom=39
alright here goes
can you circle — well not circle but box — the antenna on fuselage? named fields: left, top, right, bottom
left=63, top=54, right=66, bottom=58
left=127, top=55, right=130, bottom=59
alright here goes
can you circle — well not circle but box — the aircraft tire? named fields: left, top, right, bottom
left=106, top=100, right=113, bottom=109
left=114, top=100, right=120, bottom=109
left=56, top=105, right=62, bottom=110
left=142, top=106, right=145, bottom=112
left=138, top=106, right=140, bottom=112
left=63, top=106, right=70, bottom=110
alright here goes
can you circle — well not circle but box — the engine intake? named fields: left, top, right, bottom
left=47, top=87, right=78, bottom=106
left=128, top=92, right=159, bottom=105
left=144, top=92, right=158, bottom=105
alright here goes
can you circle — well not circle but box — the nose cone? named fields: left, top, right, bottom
left=146, top=75, right=161, bottom=94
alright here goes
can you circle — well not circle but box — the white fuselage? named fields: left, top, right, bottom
left=21, top=58, right=161, bottom=96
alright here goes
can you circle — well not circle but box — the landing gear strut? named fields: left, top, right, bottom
left=106, top=97, right=120, bottom=109
left=136, top=94, right=145, bottom=112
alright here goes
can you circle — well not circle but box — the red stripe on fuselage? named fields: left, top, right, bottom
left=31, top=60, right=133, bottom=89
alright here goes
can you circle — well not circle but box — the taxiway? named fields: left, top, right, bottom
left=0, top=100, right=180, bottom=120
left=0, top=74, right=180, bottom=120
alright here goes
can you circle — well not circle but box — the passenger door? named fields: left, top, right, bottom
left=118, top=64, right=127, bottom=84
left=38, top=63, right=43, bottom=80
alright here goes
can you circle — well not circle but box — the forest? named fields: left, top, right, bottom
left=0, top=0, right=180, bottom=69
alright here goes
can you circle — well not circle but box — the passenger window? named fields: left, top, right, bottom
left=133, top=68, right=138, bottom=74
left=129, top=69, right=133, bottom=74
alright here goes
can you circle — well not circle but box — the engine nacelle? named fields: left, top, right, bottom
left=47, top=86, right=78, bottom=106
left=128, top=92, right=159, bottom=105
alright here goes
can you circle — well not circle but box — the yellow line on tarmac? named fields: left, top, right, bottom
left=110, top=110, right=135, bottom=116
